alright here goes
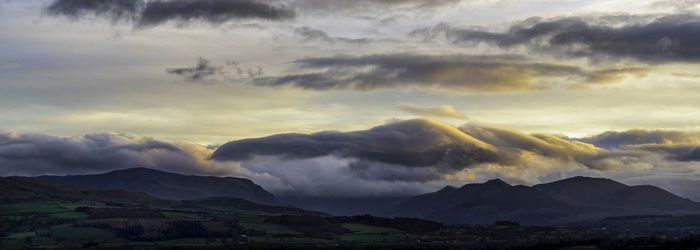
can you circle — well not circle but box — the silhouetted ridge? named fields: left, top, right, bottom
left=38, top=167, right=277, bottom=204
left=532, top=176, right=698, bottom=210
left=481, top=178, right=511, bottom=188
left=390, top=177, right=700, bottom=225
left=438, top=185, right=458, bottom=192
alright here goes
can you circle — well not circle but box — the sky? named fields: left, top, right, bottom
left=1, top=0, right=700, bottom=197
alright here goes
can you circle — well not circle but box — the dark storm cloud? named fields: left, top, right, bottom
left=46, top=0, right=294, bottom=27
left=253, top=54, right=649, bottom=92
left=410, top=14, right=700, bottom=63
left=294, top=27, right=372, bottom=45
left=137, top=0, right=294, bottom=27
left=45, top=0, right=141, bottom=22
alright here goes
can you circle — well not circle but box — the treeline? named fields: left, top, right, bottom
left=332, top=215, right=443, bottom=233
left=263, top=214, right=444, bottom=239
left=78, top=218, right=243, bottom=241
left=75, top=207, right=164, bottom=219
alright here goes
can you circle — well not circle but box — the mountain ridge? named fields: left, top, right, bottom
left=38, top=167, right=278, bottom=205
left=390, top=176, right=700, bottom=225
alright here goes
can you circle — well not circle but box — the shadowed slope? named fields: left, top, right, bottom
left=39, top=168, right=277, bottom=204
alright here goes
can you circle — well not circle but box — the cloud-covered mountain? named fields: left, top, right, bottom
left=39, top=167, right=277, bottom=204
left=3, top=118, right=700, bottom=197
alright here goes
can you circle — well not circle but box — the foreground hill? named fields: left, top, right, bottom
left=0, top=176, right=315, bottom=216
left=39, top=168, right=277, bottom=204
left=391, top=177, right=700, bottom=225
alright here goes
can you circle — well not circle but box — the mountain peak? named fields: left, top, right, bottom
left=484, top=178, right=511, bottom=187
left=557, top=176, right=626, bottom=186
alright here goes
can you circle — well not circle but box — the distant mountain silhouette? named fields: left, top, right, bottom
left=533, top=176, right=700, bottom=211
left=627, top=178, right=700, bottom=202
left=391, top=177, right=700, bottom=225
left=39, top=168, right=277, bottom=204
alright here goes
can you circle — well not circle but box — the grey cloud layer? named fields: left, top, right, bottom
left=253, top=54, right=650, bottom=92
left=410, top=14, right=700, bottom=63
left=46, top=0, right=294, bottom=27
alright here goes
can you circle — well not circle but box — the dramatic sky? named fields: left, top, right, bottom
left=2, top=0, right=700, bottom=198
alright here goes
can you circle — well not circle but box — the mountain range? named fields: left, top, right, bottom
left=18, top=168, right=700, bottom=225
left=392, top=177, right=700, bottom=225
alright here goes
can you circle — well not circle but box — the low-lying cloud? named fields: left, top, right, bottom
left=253, top=54, right=650, bottom=93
